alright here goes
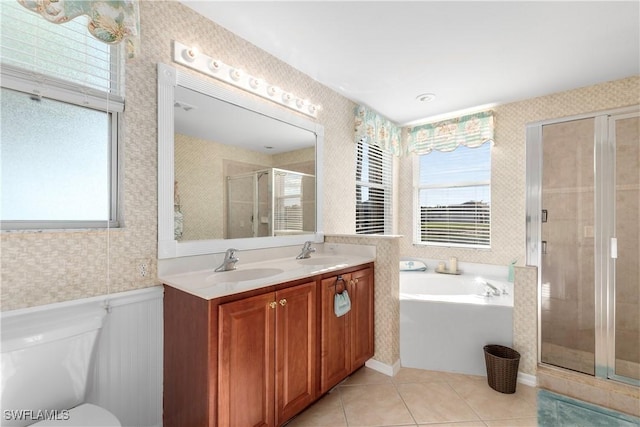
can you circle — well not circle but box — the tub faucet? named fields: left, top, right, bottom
left=296, top=241, right=316, bottom=259
left=215, top=248, right=239, bottom=272
left=483, top=282, right=502, bottom=297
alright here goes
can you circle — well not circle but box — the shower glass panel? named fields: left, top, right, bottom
left=226, top=173, right=257, bottom=239
left=540, top=118, right=596, bottom=375
left=612, top=114, right=640, bottom=381
left=226, top=170, right=272, bottom=239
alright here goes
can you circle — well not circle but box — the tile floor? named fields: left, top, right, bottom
left=286, top=367, right=538, bottom=427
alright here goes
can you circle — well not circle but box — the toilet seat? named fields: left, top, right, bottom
left=31, top=403, right=121, bottom=426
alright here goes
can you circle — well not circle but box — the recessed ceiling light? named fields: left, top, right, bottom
left=416, top=93, right=436, bottom=103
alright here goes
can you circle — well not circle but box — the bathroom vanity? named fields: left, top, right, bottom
left=162, top=257, right=374, bottom=427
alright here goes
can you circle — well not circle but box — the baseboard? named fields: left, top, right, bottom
left=365, top=358, right=401, bottom=377
left=518, top=371, right=537, bottom=387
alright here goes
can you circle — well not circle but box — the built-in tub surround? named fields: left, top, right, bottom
left=400, top=262, right=513, bottom=376
left=324, top=235, right=401, bottom=374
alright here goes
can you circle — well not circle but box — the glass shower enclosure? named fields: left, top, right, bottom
left=226, top=168, right=315, bottom=239
left=526, top=108, right=639, bottom=386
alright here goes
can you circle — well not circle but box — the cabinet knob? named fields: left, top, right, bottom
left=279, top=298, right=287, bottom=306
left=269, top=302, right=277, bottom=309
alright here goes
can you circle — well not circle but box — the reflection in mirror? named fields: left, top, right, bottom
left=157, top=63, right=324, bottom=259
left=173, top=86, right=316, bottom=241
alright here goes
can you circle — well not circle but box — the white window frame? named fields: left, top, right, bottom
left=413, top=146, right=491, bottom=248
left=356, top=140, right=393, bottom=235
left=0, top=2, right=124, bottom=230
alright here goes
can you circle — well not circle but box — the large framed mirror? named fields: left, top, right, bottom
left=157, top=63, right=324, bottom=259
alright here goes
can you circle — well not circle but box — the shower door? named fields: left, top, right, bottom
left=539, top=117, right=596, bottom=376
left=528, top=108, right=639, bottom=386
left=608, top=113, right=640, bottom=382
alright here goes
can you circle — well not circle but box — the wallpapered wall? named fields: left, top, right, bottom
left=398, top=75, right=640, bottom=266
left=0, top=0, right=357, bottom=310
left=1, top=0, right=638, bottom=322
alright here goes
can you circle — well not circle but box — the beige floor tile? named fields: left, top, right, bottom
left=285, top=391, right=347, bottom=427
left=341, top=366, right=394, bottom=386
left=393, top=367, right=452, bottom=383
left=418, top=422, right=486, bottom=427
left=397, top=382, right=481, bottom=424
left=484, top=417, right=538, bottom=426
left=448, top=377, right=537, bottom=420
left=340, top=383, right=415, bottom=426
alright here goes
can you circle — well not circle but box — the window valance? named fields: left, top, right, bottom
left=17, top=0, right=139, bottom=58
left=354, top=105, right=402, bottom=156
left=406, top=110, right=495, bottom=155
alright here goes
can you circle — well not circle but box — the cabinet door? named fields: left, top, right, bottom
left=349, top=267, right=374, bottom=369
left=275, top=281, right=317, bottom=425
left=319, top=274, right=351, bottom=393
left=218, top=293, right=276, bottom=427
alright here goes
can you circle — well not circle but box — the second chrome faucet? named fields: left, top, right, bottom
left=296, top=241, right=316, bottom=259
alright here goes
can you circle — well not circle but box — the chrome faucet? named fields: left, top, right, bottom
left=215, top=248, right=239, bottom=272
left=296, top=241, right=316, bottom=259
left=483, top=282, right=502, bottom=297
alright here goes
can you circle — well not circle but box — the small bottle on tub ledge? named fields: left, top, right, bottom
left=436, top=257, right=461, bottom=274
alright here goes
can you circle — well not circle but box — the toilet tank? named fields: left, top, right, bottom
left=1, top=304, right=106, bottom=427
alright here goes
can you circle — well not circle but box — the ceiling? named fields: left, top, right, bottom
left=175, top=85, right=316, bottom=154
left=178, top=1, right=640, bottom=125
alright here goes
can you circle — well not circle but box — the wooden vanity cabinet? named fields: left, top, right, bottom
left=320, top=266, right=374, bottom=393
left=163, top=262, right=373, bottom=427
left=218, top=281, right=317, bottom=427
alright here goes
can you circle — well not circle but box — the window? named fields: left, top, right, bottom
left=356, top=140, right=392, bottom=234
left=0, top=1, right=123, bottom=229
left=415, top=143, right=491, bottom=247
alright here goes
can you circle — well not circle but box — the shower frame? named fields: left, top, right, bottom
left=226, top=167, right=315, bottom=239
left=525, top=105, right=640, bottom=387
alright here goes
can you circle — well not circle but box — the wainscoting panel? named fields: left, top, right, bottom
left=88, top=286, right=164, bottom=427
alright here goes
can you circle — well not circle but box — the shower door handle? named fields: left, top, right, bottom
left=610, top=237, right=617, bottom=259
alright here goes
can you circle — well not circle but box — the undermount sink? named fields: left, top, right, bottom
left=297, top=257, right=348, bottom=266
left=204, top=268, right=284, bottom=286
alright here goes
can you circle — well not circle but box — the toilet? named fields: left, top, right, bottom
left=1, top=304, right=121, bottom=427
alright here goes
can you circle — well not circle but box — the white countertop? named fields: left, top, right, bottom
left=160, top=252, right=375, bottom=300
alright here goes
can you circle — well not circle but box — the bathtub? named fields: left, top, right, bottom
left=400, top=269, right=514, bottom=376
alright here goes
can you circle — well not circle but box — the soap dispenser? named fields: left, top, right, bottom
left=508, top=259, right=516, bottom=283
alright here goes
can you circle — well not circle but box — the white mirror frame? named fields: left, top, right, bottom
left=157, top=63, right=324, bottom=259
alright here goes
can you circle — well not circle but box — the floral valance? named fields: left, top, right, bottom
left=17, top=0, right=140, bottom=58
left=406, top=110, right=495, bottom=155
left=354, top=105, right=402, bottom=156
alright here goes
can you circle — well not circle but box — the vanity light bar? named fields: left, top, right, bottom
left=173, top=41, right=320, bottom=118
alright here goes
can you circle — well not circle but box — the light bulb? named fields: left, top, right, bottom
left=182, top=47, right=198, bottom=62
left=267, top=86, right=278, bottom=97
left=249, top=77, right=261, bottom=89
left=208, top=59, right=221, bottom=72
left=282, top=92, right=292, bottom=103
left=229, top=68, right=242, bottom=81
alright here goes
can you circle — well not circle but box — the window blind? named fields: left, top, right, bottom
left=274, top=172, right=303, bottom=231
left=0, top=1, right=123, bottom=110
left=417, top=143, right=491, bottom=247
left=356, top=140, right=392, bottom=234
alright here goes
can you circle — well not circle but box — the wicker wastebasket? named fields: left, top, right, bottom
left=483, top=344, right=520, bottom=394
